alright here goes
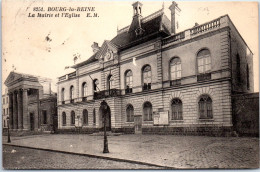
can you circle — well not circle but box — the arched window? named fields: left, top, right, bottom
left=237, top=54, right=241, bottom=83
left=93, top=79, right=99, bottom=92
left=71, top=111, right=75, bottom=125
left=198, top=95, right=213, bottom=119
left=125, top=70, right=133, bottom=93
left=126, top=104, right=134, bottom=122
left=142, top=65, right=151, bottom=91
left=107, top=75, right=113, bottom=90
left=61, top=88, right=65, bottom=102
left=62, top=112, right=66, bottom=126
left=82, top=82, right=87, bottom=97
left=247, top=64, right=250, bottom=90
left=70, top=86, right=74, bottom=100
left=171, top=99, right=183, bottom=120
left=197, top=49, right=211, bottom=74
left=143, top=102, right=153, bottom=121
left=170, top=57, right=181, bottom=80
left=83, top=109, right=88, bottom=125
left=93, top=109, right=96, bottom=125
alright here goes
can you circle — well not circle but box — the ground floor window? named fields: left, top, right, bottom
left=42, top=110, right=47, bottom=124
left=83, top=109, right=88, bottom=125
left=171, top=99, right=183, bottom=120
left=198, top=95, right=213, bottom=119
left=93, top=109, right=96, bottom=125
left=143, top=102, right=153, bottom=121
left=62, top=112, right=66, bottom=126
left=126, top=104, right=134, bottom=122
left=71, top=111, right=75, bottom=125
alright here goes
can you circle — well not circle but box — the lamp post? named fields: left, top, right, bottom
left=101, top=100, right=109, bottom=153
left=7, top=116, right=11, bottom=143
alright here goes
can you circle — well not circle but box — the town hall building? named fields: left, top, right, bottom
left=57, top=2, right=254, bottom=135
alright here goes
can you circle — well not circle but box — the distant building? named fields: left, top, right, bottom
left=4, top=72, right=57, bottom=132
left=2, top=88, right=9, bottom=129
left=57, top=2, right=254, bottom=135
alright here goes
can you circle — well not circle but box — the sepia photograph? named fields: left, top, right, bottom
left=1, top=0, right=259, bottom=169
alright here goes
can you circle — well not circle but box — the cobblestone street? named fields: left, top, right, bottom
left=2, top=134, right=259, bottom=169
left=3, top=145, right=162, bottom=169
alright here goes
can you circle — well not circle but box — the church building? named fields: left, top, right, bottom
left=57, top=2, right=254, bottom=135
left=4, top=72, right=58, bottom=132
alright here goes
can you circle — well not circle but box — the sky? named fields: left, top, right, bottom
left=2, top=0, right=259, bottom=93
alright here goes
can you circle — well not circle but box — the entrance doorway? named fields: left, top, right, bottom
left=30, top=113, right=34, bottom=131
left=134, top=116, right=142, bottom=134
left=52, top=114, right=58, bottom=132
left=99, top=101, right=111, bottom=131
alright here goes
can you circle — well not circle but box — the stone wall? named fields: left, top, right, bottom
left=232, top=93, right=259, bottom=136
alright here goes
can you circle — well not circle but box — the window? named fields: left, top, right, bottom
left=125, top=70, right=133, bottom=93
left=142, top=65, right=151, bottom=91
left=42, top=110, right=47, bottom=124
left=3, top=109, right=5, bottom=116
left=247, top=64, right=250, bottom=90
left=170, top=57, right=181, bottom=80
left=126, top=104, right=134, bottom=122
left=62, top=112, right=66, bottom=126
left=4, top=120, right=6, bottom=127
left=71, top=111, right=75, bottom=125
left=82, top=82, right=87, bottom=97
left=93, top=109, right=96, bottom=125
left=83, top=109, right=88, bottom=125
left=236, top=54, right=241, bottom=83
left=198, top=95, right=213, bottom=119
left=197, top=49, right=211, bottom=74
left=6, top=108, right=8, bottom=115
left=61, top=88, right=65, bottom=102
left=107, top=75, right=113, bottom=90
left=3, top=98, right=5, bottom=104
left=143, top=102, right=153, bottom=121
left=93, top=79, right=99, bottom=92
left=70, top=86, right=74, bottom=100
left=6, top=97, right=8, bottom=103
left=171, top=99, right=183, bottom=120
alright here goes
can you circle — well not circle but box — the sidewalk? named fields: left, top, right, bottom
left=2, top=134, right=259, bottom=169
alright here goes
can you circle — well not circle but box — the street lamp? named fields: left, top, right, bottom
left=7, top=116, right=11, bottom=143
left=101, top=100, right=109, bottom=153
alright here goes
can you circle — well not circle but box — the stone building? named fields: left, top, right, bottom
left=57, top=2, right=254, bottom=135
left=2, top=88, right=9, bottom=129
left=4, top=72, right=57, bottom=132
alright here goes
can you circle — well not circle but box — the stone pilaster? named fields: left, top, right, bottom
left=13, top=91, right=18, bottom=130
left=8, top=92, right=13, bottom=129
left=22, top=89, right=29, bottom=130
left=17, top=90, right=23, bottom=130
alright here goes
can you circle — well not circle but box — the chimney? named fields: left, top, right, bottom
left=169, top=1, right=181, bottom=34
left=91, top=42, right=100, bottom=53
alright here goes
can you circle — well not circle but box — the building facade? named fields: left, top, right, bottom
left=2, top=88, right=9, bottom=129
left=4, top=72, right=57, bottom=132
left=57, top=2, right=254, bottom=135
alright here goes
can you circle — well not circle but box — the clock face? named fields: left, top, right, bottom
left=105, top=51, right=111, bottom=60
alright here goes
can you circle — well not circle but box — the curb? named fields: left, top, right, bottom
left=3, top=143, right=174, bottom=169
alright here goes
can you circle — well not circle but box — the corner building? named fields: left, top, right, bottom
left=57, top=2, right=254, bottom=135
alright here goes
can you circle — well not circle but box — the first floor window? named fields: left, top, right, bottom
left=198, top=95, right=213, bottom=119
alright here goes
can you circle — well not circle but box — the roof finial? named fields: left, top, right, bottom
left=162, top=1, right=165, bottom=10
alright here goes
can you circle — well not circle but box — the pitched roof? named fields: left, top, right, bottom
left=71, top=53, right=98, bottom=68
left=111, top=9, right=171, bottom=49
left=72, top=9, right=171, bottom=69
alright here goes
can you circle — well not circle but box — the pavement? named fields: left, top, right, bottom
left=2, top=134, right=259, bottom=169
